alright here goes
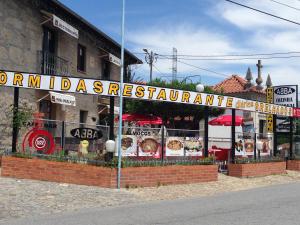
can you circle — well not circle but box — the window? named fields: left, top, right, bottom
left=102, top=60, right=110, bottom=80
left=80, top=110, right=88, bottom=127
left=39, top=100, right=52, bottom=120
left=77, top=44, right=86, bottom=72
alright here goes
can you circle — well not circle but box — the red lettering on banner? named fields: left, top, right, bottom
left=293, top=108, right=300, bottom=118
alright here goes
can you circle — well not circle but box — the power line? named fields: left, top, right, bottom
left=224, top=0, right=300, bottom=26
left=158, top=55, right=229, bottom=77
left=177, top=59, right=229, bottom=78
left=157, top=55, right=300, bottom=61
left=157, top=51, right=300, bottom=58
left=270, top=0, right=300, bottom=11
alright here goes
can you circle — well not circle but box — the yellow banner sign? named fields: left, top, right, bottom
left=0, top=71, right=293, bottom=117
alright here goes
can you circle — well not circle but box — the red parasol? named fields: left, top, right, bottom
left=115, top=113, right=163, bottom=125
left=208, top=115, right=243, bottom=126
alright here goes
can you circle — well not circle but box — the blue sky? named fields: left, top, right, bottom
left=60, top=0, right=300, bottom=86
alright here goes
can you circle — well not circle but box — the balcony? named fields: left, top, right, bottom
left=38, top=51, right=69, bottom=76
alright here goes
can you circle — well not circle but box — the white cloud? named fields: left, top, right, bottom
left=127, top=23, right=240, bottom=80
left=128, top=0, right=300, bottom=86
left=218, top=0, right=300, bottom=30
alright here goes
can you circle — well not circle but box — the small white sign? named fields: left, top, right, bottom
left=109, top=53, right=121, bottom=67
left=53, top=15, right=79, bottom=39
left=50, top=91, right=76, bottom=106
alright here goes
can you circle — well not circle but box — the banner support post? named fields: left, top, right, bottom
left=204, top=106, right=209, bottom=158
left=11, top=87, right=19, bottom=153
left=290, top=117, right=294, bottom=159
left=231, top=109, right=236, bottom=163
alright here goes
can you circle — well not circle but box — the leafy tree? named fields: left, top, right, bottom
left=125, top=79, right=224, bottom=129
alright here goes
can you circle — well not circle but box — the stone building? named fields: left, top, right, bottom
left=0, top=0, right=141, bottom=123
left=212, top=60, right=272, bottom=135
left=0, top=0, right=141, bottom=151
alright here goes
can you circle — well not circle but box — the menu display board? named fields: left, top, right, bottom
left=115, top=135, right=137, bottom=156
left=166, top=137, right=184, bottom=156
left=256, top=135, right=273, bottom=156
left=184, top=137, right=203, bottom=156
left=235, top=134, right=255, bottom=157
left=138, top=136, right=161, bottom=157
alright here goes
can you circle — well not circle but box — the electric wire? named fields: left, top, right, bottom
left=224, top=0, right=300, bottom=26
left=157, top=55, right=300, bottom=61
left=157, top=51, right=300, bottom=58
left=270, top=0, right=300, bottom=11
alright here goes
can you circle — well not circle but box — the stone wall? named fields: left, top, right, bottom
left=0, top=0, right=126, bottom=151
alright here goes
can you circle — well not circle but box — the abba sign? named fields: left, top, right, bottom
left=0, top=71, right=293, bottom=117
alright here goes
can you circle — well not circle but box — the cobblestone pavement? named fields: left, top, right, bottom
left=0, top=177, right=142, bottom=222
left=1, top=171, right=300, bottom=222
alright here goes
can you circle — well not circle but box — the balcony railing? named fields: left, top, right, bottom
left=38, top=51, right=69, bottom=76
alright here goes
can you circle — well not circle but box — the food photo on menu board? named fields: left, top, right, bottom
left=234, top=139, right=246, bottom=157
left=138, top=136, right=161, bottom=157
left=256, top=137, right=273, bottom=156
left=115, top=135, right=137, bottom=156
left=184, top=137, right=203, bottom=156
left=166, top=137, right=184, bottom=156
left=244, top=139, right=254, bottom=156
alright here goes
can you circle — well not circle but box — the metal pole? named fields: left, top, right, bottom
left=161, top=125, right=165, bottom=164
left=149, top=52, right=153, bottom=82
left=231, top=109, right=236, bottom=163
left=109, top=96, right=115, bottom=140
left=290, top=117, right=294, bottom=159
left=204, top=106, right=209, bottom=157
left=273, top=115, right=277, bottom=156
left=12, top=87, right=19, bottom=153
left=254, top=132, right=257, bottom=160
left=61, top=121, right=66, bottom=155
left=117, top=0, right=125, bottom=189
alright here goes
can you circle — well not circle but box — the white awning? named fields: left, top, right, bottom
left=107, top=105, right=120, bottom=114
left=50, top=91, right=76, bottom=106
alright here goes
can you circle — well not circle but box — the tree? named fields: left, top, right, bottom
left=125, top=79, right=224, bottom=129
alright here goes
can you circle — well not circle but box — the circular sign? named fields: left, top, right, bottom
left=34, top=136, right=47, bottom=150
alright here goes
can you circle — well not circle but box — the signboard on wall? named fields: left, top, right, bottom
left=273, top=85, right=298, bottom=132
left=53, top=15, right=79, bottom=39
left=109, top=53, right=121, bottom=67
left=0, top=71, right=294, bottom=117
left=266, top=87, right=274, bottom=132
left=273, top=85, right=298, bottom=107
left=50, top=91, right=76, bottom=106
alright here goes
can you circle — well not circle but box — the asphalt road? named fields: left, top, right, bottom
left=2, top=182, right=300, bottom=225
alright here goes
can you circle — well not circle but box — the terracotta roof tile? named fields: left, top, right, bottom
left=213, top=75, right=247, bottom=94
left=213, top=75, right=266, bottom=95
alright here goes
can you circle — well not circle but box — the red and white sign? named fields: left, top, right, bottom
left=293, top=108, right=300, bottom=118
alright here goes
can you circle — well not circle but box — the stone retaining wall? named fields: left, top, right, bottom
left=228, top=161, right=286, bottom=178
left=1, top=156, right=218, bottom=188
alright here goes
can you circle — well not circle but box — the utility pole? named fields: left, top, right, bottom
left=143, top=49, right=157, bottom=82
left=172, top=47, right=177, bottom=81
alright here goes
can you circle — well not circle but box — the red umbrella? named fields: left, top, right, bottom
left=208, top=115, right=243, bottom=126
left=115, top=113, right=163, bottom=125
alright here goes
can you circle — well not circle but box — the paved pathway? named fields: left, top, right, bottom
left=2, top=182, right=300, bottom=225
left=1, top=171, right=300, bottom=222
left=0, top=177, right=141, bottom=221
